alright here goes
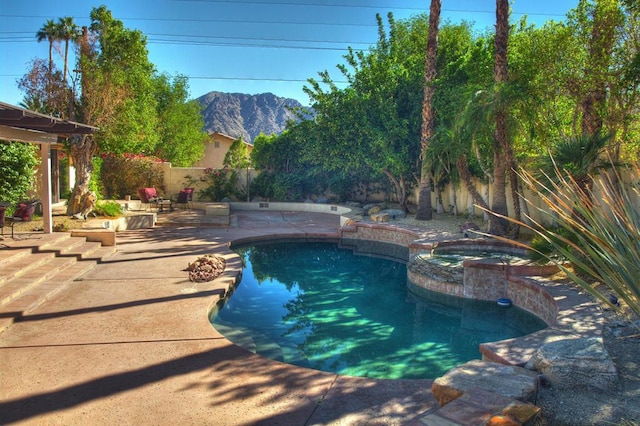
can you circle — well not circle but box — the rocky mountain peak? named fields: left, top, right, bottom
left=197, top=91, right=306, bottom=143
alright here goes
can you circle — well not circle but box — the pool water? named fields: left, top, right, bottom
left=211, top=241, right=546, bottom=379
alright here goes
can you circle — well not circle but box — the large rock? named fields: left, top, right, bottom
left=367, top=205, right=381, bottom=216
left=525, top=337, right=618, bottom=390
left=370, top=213, right=388, bottom=223
left=380, top=208, right=406, bottom=219
left=432, top=360, right=539, bottom=407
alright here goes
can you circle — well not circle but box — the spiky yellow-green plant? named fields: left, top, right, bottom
left=482, top=163, right=640, bottom=318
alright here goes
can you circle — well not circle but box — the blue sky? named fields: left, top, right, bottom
left=0, top=1, right=575, bottom=107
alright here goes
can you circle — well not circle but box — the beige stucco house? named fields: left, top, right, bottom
left=194, top=131, right=253, bottom=169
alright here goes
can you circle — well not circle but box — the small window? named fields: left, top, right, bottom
left=214, top=141, right=220, bottom=148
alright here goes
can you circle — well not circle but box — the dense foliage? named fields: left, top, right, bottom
left=99, top=153, right=165, bottom=199
left=0, top=142, right=39, bottom=205
left=198, top=168, right=236, bottom=201
left=16, top=6, right=209, bottom=215
left=488, top=161, right=640, bottom=319
left=251, top=0, right=639, bottom=221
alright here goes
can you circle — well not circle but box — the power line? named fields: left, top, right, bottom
left=0, top=35, right=369, bottom=51
left=0, top=73, right=347, bottom=84
left=146, top=32, right=374, bottom=46
left=0, top=6, right=566, bottom=28
left=169, top=0, right=566, bottom=17
left=0, top=28, right=372, bottom=43
left=171, top=0, right=427, bottom=11
left=147, top=38, right=357, bottom=51
left=0, top=14, right=377, bottom=27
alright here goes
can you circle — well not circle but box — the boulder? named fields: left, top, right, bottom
left=432, top=360, right=538, bottom=407
left=380, top=208, right=406, bottom=219
left=368, top=205, right=381, bottom=215
left=370, top=213, right=389, bottom=223
left=525, top=337, right=619, bottom=390
left=362, top=203, right=380, bottom=212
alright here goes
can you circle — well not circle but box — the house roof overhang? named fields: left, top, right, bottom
left=0, top=101, right=98, bottom=144
left=0, top=102, right=98, bottom=234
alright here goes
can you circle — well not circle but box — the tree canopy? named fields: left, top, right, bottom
left=250, top=0, right=639, bottom=231
left=18, top=6, right=209, bottom=214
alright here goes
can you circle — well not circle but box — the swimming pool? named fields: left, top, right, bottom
left=211, top=240, right=546, bottom=379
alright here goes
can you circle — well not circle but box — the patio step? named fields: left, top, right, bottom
left=0, top=233, right=116, bottom=334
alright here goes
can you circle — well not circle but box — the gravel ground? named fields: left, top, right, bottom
left=532, top=309, right=640, bottom=426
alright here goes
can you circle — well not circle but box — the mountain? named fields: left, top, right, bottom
left=197, top=91, right=306, bottom=143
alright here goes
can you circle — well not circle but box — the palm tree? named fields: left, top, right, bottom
left=489, top=0, right=511, bottom=236
left=36, top=19, right=58, bottom=74
left=416, top=0, right=442, bottom=221
left=536, top=132, right=610, bottom=193
left=57, top=17, right=80, bottom=84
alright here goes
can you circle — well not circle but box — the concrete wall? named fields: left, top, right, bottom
left=157, top=160, right=640, bottom=228
left=160, top=164, right=258, bottom=201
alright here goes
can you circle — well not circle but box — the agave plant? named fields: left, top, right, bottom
left=481, top=161, right=640, bottom=319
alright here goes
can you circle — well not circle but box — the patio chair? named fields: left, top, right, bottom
left=138, top=187, right=159, bottom=211
left=175, top=188, right=195, bottom=210
left=0, top=200, right=40, bottom=238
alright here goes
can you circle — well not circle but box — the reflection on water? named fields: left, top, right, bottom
left=212, top=241, right=546, bottom=379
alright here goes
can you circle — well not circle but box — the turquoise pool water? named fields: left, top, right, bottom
left=211, top=241, right=546, bottom=379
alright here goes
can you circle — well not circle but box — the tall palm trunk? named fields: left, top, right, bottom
left=456, top=154, right=490, bottom=213
left=63, top=40, right=70, bottom=84
left=48, top=38, right=54, bottom=74
left=489, top=0, right=510, bottom=235
left=416, top=0, right=441, bottom=221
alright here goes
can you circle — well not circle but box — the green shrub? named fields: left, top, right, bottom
left=249, top=171, right=306, bottom=201
left=90, top=156, right=104, bottom=200
left=93, top=200, right=124, bottom=217
left=487, top=163, right=640, bottom=319
left=198, top=167, right=235, bottom=201
left=0, top=141, right=39, bottom=204
left=273, top=173, right=304, bottom=201
left=99, top=153, right=165, bottom=199
left=250, top=172, right=276, bottom=200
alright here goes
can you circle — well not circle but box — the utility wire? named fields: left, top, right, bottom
left=171, top=0, right=428, bottom=11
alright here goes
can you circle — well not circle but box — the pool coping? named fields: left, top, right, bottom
left=210, top=219, right=604, bottom=370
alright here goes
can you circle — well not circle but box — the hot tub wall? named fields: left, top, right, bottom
left=463, top=261, right=558, bottom=324
left=340, top=223, right=558, bottom=324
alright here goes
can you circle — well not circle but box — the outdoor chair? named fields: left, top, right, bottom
left=0, top=200, right=40, bottom=238
left=138, top=187, right=159, bottom=211
left=175, top=188, right=195, bottom=210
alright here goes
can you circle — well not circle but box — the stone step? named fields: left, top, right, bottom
left=0, top=233, right=117, bottom=334
left=0, top=251, right=57, bottom=286
left=0, top=256, right=77, bottom=307
left=37, top=234, right=88, bottom=254
left=0, top=261, right=97, bottom=324
left=410, top=360, right=542, bottom=426
left=39, top=237, right=110, bottom=260
left=411, top=391, right=541, bottom=425
left=0, top=247, right=31, bottom=269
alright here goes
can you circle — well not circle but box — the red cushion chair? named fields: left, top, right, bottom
left=1, top=200, right=39, bottom=238
left=138, top=188, right=159, bottom=210
left=176, top=188, right=195, bottom=210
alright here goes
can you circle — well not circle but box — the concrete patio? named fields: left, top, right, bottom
left=0, top=210, right=441, bottom=425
